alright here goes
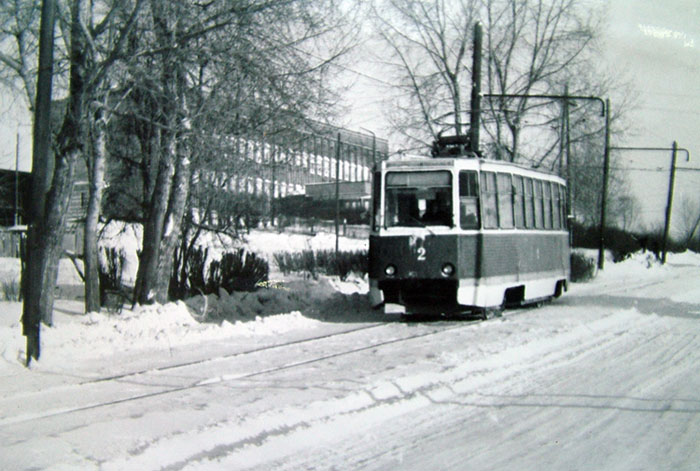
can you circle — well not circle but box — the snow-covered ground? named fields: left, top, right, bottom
left=1, top=230, right=699, bottom=470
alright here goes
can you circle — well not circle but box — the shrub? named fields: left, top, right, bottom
left=273, top=249, right=368, bottom=280
left=185, top=246, right=210, bottom=295
left=273, top=250, right=318, bottom=279
left=570, top=222, right=641, bottom=262
left=211, top=249, right=269, bottom=293
left=327, top=250, right=368, bottom=280
left=170, top=248, right=270, bottom=300
left=1, top=279, right=20, bottom=301
left=99, top=247, right=127, bottom=306
left=570, top=252, right=596, bottom=282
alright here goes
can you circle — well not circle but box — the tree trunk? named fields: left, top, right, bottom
left=134, top=128, right=174, bottom=304
left=508, top=121, right=519, bottom=162
left=686, top=214, right=700, bottom=247
left=23, top=0, right=57, bottom=363
left=25, top=0, right=86, bottom=349
left=134, top=1, right=190, bottom=305
left=154, top=145, right=191, bottom=303
left=37, top=158, right=76, bottom=326
left=84, top=105, right=107, bottom=313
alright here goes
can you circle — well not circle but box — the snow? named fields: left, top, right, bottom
left=1, top=231, right=699, bottom=470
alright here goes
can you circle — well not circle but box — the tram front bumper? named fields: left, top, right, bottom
left=369, top=278, right=384, bottom=308
left=384, top=303, right=407, bottom=314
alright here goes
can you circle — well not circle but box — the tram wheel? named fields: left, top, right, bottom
left=477, top=307, right=503, bottom=320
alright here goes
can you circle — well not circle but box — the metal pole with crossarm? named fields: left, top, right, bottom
left=609, top=144, right=691, bottom=264
left=597, top=99, right=611, bottom=270
left=481, top=92, right=609, bottom=267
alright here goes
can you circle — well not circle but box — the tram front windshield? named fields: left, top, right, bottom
left=385, top=171, right=452, bottom=227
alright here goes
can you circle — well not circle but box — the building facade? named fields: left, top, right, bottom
left=225, top=126, right=388, bottom=200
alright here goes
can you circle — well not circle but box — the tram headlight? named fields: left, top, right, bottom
left=441, top=263, right=455, bottom=277
left=385, top=264, right=396, bottom=276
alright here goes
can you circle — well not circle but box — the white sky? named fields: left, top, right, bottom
left=599, top=0, right=699, bottom=231
left=337, top=0, right=700, bottom=232
left=1, top=0, right=698, bottom=231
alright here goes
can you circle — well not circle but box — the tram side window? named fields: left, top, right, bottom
left=524, top=178, right=535, bottom=228
left=513, top=175, right=525, bottom=228
left=534, top=180, right=544, bottom=228
left=480, top=171, right=498, bottom=229
left=559, top=184, right=568, bottom=228
left=497, top=173, right=514, bottom=228
left=552, top=183, right=561, bottom=229
left=543, top=181, right=552, bottom=229
left=385, top=171, right=453, bottom=227
left=459, top=171, right=480, bottom=229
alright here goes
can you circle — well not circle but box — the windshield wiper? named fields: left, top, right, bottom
left=408, top=215, right=436, bottom=236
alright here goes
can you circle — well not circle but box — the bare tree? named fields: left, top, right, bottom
left=122, top=0, right=356, bottom=304
left=0, top=0, right=40, bottom=109
left=1, top=0, right=142, bottom=314
left=677, top=197, right=700, bottom=248
left=21, top=0, right=56, bottom=363
left=373, top=0, right=478, bottom=152
left=613, top=195, right=640, bottom=232
left=481, top=0, right=600, bottom=163
left=79, top=1, right=144, bottom=314
left=374, top=0, right=645, bottom=240
left=373, top=0, right=603, bottom=162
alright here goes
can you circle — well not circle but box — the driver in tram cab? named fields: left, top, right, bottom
left=422, top=193, right=451, bottom=225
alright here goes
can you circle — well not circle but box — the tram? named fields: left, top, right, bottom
left=368, top=136, right=570, bottom=316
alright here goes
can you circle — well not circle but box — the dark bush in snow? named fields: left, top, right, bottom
left=326, top=250, right=368, bottom=280
left=570, top=252, right=596, bottom=282
left=180, top=246, right=210, bottom=296
left=171, top=248, right=269, bottom=300
left=1, top=279, right=20, bottom=301
left=274, top=249, right=367, bottom=280
left=99, top=247, right=129, bottom=308
left=211, top=249, right=269, bottom=293
left=571, top=222, right=641, bottom=262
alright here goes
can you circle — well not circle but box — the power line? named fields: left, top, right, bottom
left=645, top=90, right=700, bottom=100
left=571, top=164, right=700, bottom=172
left=636, top=105, right=700, bottom=114
left=288, top=43, right=395, bottom=87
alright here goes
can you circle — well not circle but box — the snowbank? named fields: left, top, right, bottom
left=0, top=272, right=374, bottom=372
left=2, top=224, right=698, bottom=373
left=0, top=299, right=325, bottom=372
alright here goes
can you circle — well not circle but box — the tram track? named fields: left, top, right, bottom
left=0, top=317, right=483, bottom=427
left=80, top=322, right=389, bottom=386
left=3, top=272, right=675, bottom=429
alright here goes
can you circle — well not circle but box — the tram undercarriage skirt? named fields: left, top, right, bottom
left=379, top=279, right=458, bottom=307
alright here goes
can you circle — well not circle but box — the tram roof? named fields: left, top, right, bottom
left=381, top=155, right=566, bottom=183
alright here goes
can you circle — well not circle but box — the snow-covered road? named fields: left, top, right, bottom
left=1, top=253, right=699, bottom=470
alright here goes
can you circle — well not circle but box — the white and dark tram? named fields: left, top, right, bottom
left=368, top=137, right=570, bottom=316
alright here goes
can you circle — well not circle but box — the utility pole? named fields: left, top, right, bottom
left=481, top=91, right=607, bottom=253
left=360, top=127, right=377, bottom=167
left=558, top=86, right=572, bottom=209
left=24, top=0, right=57, bottom=365
left=469, top=22, right=482, bottom=154
left=15, top=130, right=20, bottom=226
left=558, top=85, right=570, bottom=175
left=558, top=84, right=573, bottom=244
left=597, top=98, right=611, bottom=270
left=335, top=133, right=341, bottom=258
left=662, top=141, right=679, bottom=264
left=565, top=88, right=572, bottom=226
left=608, top=144, right=690, bottom=265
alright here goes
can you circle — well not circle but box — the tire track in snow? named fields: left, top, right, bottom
left=390, top=316, right=700, bottom=471
left=110, top=310, right=653, bottom=470
left=0, top=319, right=478, bottom=428
left=216, top=311, right=700, bottom=471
